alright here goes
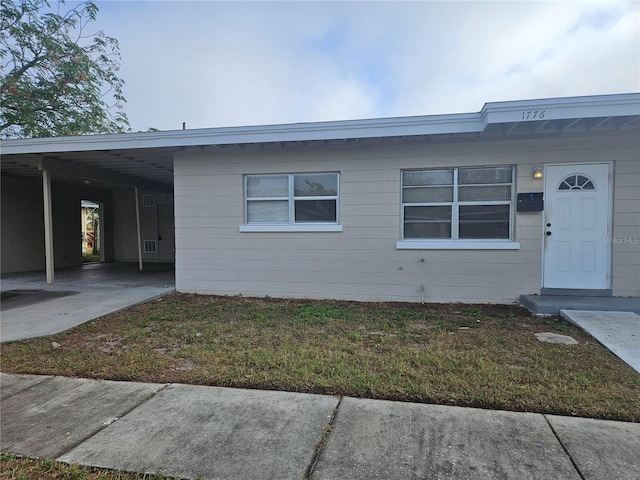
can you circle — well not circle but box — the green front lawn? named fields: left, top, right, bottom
left=2, top=293, right=639, bottom=422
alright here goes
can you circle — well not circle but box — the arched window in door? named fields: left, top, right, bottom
left=558, top=174, right=595, bottom=190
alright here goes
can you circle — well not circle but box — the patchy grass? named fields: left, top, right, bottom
left=2, top=293, right=639, bottom=422
left=82, top=254, right=100, bottom=263
left=0, top=454, right=173, bottom=480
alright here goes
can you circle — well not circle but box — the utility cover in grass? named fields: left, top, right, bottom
left=535, top=332, right=578, bottom=345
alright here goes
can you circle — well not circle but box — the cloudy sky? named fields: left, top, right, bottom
left=87, top=0, right=639, bottom=132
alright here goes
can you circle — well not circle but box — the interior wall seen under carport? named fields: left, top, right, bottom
left=112, top=189, right=174, bottom=263
left=1, top=175, right=115, bottom=274
left=1, top=176, right=45, bottom=273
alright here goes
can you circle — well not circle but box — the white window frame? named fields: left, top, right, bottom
left=240, top=172, right=342, bottom=233
left=397, top=166, right=520, bottom=250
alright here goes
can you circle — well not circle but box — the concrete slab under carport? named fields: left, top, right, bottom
left=59, top=383, right=340, bottom=480
left=0, top=262, right=175, bottom=342
left=0, top=374, right=165, bottom=459
left=311, top=397, right=580, bottom=480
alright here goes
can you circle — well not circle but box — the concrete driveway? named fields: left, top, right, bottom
left=0, top=263, right=175, bottom=342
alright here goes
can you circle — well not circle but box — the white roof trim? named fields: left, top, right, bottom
left=1, top=93, right=638, bottom=155
left=481, top=92, right=640, bottom=124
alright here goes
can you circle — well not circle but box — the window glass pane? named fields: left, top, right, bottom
left=294, top=199, right=336, bottom=222
left=459, top=222, right=510, bottom=239
left=403, top=170, right=453, bottom=186
left=402, top=186, right=453, bottom=203
left=404, top=222, right=451, bottom=239
left=247, top=175, right=288, bottom=198
left=459, top=205, right=510, bottom=221
left=404, top=206, right=451, bottom=221
left=459, top=167, right=512, bottom=184
left=459, top=205, right=510, bottom=239
left=564, top=175, right=576, bottom=188
left=294, top=174, right=337, bottom=197
left=247, top=200, right=288, bottom=223
left=403, top=206, right=452, bottom=239
left=458, top=185, right=511, bottom=201
left=560, top=175, right=594, bottom=190
left=576, top=176, right=594, bottom=189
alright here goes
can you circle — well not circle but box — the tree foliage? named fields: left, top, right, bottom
left=0, top=0, right=129, bottom=138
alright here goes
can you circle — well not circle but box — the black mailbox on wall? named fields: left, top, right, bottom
left=517, top=192, right=544, bottom=212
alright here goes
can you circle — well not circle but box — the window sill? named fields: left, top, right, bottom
left=396, top=240, right=520, bottom=250
left=240, top=224, right=343, bottom=233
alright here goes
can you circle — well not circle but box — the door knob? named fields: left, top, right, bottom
left=546, top=223, right=551, bottom=227
left=546, top=231, right=552, bottom=236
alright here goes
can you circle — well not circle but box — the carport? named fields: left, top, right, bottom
left=1, top=133, right=177, bottom=284
left=2, top=124, right=327, bottom=283
left=1, top=132, right=186, bottom=341
left=1, top=127, right=280, bottom=342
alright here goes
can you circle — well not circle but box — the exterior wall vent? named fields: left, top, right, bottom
left=142, top=194, right=155, bottom=207
left=144, top=240, right=157, bottom=253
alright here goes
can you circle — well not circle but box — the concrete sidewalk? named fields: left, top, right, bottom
left=1, top=373, right=638, bottom=480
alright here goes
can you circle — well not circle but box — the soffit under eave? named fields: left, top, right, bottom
left=480, top=114, right=640, bottom=137
left=1, top=151, right=174, bottom=194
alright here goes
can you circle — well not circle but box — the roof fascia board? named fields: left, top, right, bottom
left=2, top=93, right=638, bottom=156
left=1, top=113, right=482, bottom=156
left=481, top=92, right=640, bottom=124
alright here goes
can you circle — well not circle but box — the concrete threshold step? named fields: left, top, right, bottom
left=520, top=295, right=640, bottom=316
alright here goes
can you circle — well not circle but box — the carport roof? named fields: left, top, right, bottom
left=2, top=92, right=639, bottom=193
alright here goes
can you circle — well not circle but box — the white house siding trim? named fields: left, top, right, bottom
left=174, top=131, right=639, bottom=304
left=239, top=225, right=343, bottom=232
left=612, top=157, right=640, bottom=296
left=396, top=241, right=520, bottom=250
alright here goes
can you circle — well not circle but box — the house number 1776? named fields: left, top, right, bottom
left=521, top=110, right=545, bottom=120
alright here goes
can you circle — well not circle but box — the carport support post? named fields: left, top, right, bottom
left=41, top=165, right=55, bottom=284
left=135, top=187, right=143, bottom=271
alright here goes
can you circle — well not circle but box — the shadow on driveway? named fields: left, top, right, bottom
left=1, top=263, right=175, bottom=343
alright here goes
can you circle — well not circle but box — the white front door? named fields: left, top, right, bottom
left=543, top=163, right=611, bottom=290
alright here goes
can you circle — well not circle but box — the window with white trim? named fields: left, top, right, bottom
left=244, top=173, right=339, bottom=225
left=401, top=166, right=514, bottom=240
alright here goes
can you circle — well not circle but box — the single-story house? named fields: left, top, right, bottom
left=2, top=93, right=639, bottom=304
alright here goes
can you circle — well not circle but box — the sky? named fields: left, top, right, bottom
left=84, top=0, right=639, bottom=132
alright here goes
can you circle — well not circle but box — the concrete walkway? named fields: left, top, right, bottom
left=1, top=373, right=638, bottom=480
left=0, top=263, right=175, bottom=342
left=561, top=310, right=640, bottom=374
